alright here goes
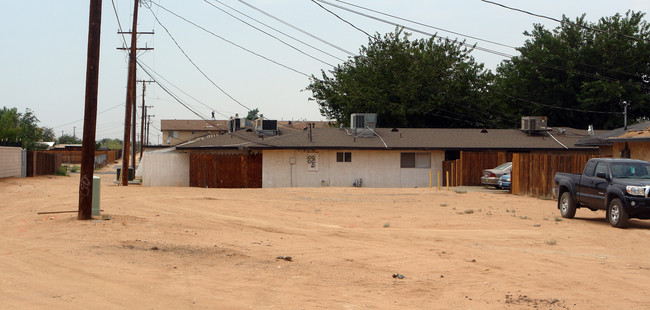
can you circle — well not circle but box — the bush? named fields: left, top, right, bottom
left=55, top=166, right=68, bottom=176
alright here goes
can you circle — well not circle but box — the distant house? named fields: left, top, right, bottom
left=576, top=121, right=650, bottom=160
left=141, top=123, right=598, bottom=188
left=161, top=119, right=228, bottom=146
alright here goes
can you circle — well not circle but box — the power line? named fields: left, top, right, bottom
left=137, top=60, right=213, bottom=121
left=137, top=61, right=230, bottom=119
left=481, top=0, right=649, bottom=43
left=149, top=2, right=310, bottom=77
left=206, top=0, right=345, bottom=63
left=237, top=0, right=355, bottom=56
left=147, top=5, right=253, bottom=112
left=314, top=0, right=646, bottom=91
left=333, top=0, right=517, bottom=50
left=313, top=0, right=515, bottom=58
left=310, top=0, right=373, bottom=39
left=52, top=102, right=125, bottom=129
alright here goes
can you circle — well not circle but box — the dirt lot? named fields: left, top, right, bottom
left=2, top=168, right=650, bottom=309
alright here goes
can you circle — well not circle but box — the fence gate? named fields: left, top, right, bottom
left=189, top=152, right=262, bottom=188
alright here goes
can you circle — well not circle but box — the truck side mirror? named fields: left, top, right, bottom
left=596, top=172, right=608, bottom=180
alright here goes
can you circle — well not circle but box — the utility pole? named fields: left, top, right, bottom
left=78, top=0, right=102, bottom=220
left=137, top=80, right=154, bottom=160
left=73, top=126, right=76, bottom=138
left=121, top=0, right=138, bottom=186
left=118, top=0, right=153, bottom=185
left=146, top=113, right=155, bottom=145
left=622, top=101, right=630, bottom=131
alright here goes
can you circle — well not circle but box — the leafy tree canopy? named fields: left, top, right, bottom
left=306, top=28, right=508, bottom=128
left=58, top=134, right=82, bottom=145
left=246, top=108, right=259, bottom=120
left=493, top=11, right=650, bottom=130
left=0, top=106, right=52, bottom=150
left=98, top=138, right=123, bottom=150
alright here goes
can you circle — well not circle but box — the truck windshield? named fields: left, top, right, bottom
left=611, top=163, right=650, bottom=179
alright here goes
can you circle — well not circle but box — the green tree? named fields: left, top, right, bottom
left=492, top=11, right=650, bottom=130
left=306, top=28, right=504, bottom=128
left=0, top=107, right=21, bottom=143
left=0, top=107, right=51, bottom=150
left=246, top=108, right=259, bottom=120
left=99, top=138, right=123, bottom=150
left=58, top=134, right=82, bottom=144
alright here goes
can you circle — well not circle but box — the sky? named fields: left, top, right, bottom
left=0, top=0, right=648, bottom=143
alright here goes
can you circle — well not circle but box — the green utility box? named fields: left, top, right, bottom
left=92, top=176, right=101, bottom=216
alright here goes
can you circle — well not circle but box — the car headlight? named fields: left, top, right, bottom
left=626, top=185, right=649, bottom=197
left=506, top=177, right=511, bottom=182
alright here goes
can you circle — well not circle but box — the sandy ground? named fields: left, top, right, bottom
left=2, top=164, right=650, bottom=309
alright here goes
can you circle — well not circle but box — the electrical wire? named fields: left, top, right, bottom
left=52, top=102, right=125, bottom=129
left=147, top=5, right=253, bottom=112
left=313, top=0, right=515, bottom=58
left=237, top=0, right=355, bottom=56
left=149, top=2, right=310, bottom=77
left=481, top=0, right=649, bottom=43
left=206, top=0, right=344, bottom=64
left=310, top=0, right=373, bottom=39
left=137, top=61, right=230, bottom=119
left=333, top=0, right=517, bottom=50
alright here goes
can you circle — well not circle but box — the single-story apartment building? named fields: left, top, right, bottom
left=141, top=125, right=598, bottom=188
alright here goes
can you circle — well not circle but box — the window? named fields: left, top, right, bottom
left=169, top=130, right=179, bottom=138
left=400, top=152, right=431, bottom=168
left=336, top=152, right=351, bottom=162
left=594, top=162, right=608, bottom=177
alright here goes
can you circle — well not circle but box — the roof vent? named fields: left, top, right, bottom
left=391, top=128, right=399, bottom=132
left=480, top=129, right=488, bottom=133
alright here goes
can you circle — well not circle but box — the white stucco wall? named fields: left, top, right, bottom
left=141, top=149, right=190, bottom=187
left=0, top=146, right=23, bottom=178
left=262, top=149, right=445, bottom=188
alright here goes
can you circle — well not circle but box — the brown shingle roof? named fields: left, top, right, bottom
left=177, top=127, right=597, bottom=151
left=160, top=119, right=228, bottom=131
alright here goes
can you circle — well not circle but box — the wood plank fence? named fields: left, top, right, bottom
left=26, top=151, right=61, bottom=177
left=511, top=153, right=602, bottom=197
left=189, top=153, right=262, bottom=188
left=26, top=150, right=120, bottom=177
left=442, top=151, right=512, bottom=186
left=442, top=151, right=601, bottom=197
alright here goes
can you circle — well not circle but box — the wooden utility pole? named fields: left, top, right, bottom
left=78, top=0, right=102, bottom=220
left=121, top=0, right=139, bottom=186
left=146, top=113, right=155, bottom=145
left=137, top=80, right=154, bottom=160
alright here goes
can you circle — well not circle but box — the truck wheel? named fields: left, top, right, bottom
left=559, top=192, right=576, bottom=219
left=608, top=199, right=629, bottom=228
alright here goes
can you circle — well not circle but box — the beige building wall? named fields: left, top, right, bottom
left=141, top=150, right=190, bottom=187
left=613, top=142, right=650, bottom=161
left=0, top=146, right=23, bottom=178
left=262, top=149, right=445, bottom=188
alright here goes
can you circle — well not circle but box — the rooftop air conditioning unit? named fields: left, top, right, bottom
left=350, top=113, right=377, bottom=137
left=255, top=114, right=278, bottom=135
left=521, top=116, right=548, bottom=132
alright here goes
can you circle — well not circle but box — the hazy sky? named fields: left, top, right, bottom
left=0, top=0, right=647, bottom=142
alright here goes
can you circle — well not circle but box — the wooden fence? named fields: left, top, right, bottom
left=27, top=151, right=62, bottom=176
left=27, top=150, right=120, bottom=177
left=48, top=150, right=120, bottom=165
left=441, top=151, right=601, bottom=197
left=189, top=153, right=262, bottom=188
left=511, top=153, right=602, bottom=197
left=442, top=151, right=513, bottom=186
